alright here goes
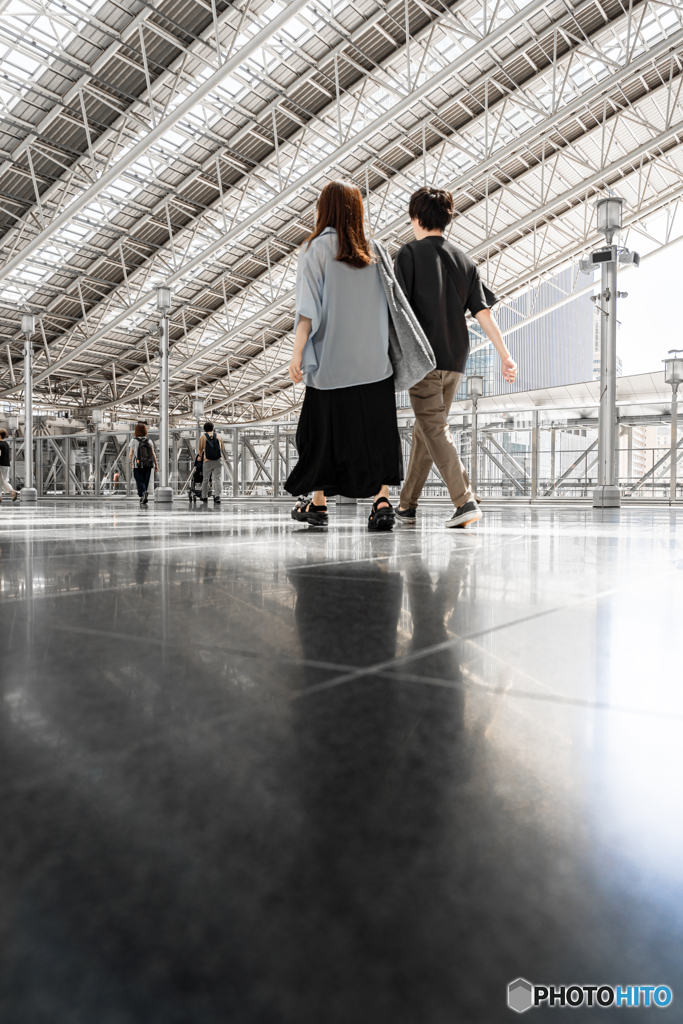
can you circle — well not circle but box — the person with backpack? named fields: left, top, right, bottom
left=394, top=187, right=517, bottom=529
left=198, top=421, right=224, bottom=506
left=129, top=422, right=158, bottom=507
left=0, top=428, right=19, bottom=504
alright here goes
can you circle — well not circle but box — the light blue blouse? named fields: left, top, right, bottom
left=295, top=227, right=391, bottom=390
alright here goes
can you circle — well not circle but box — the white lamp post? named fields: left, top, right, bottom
left=663, top=350, right=683, bottom=503
left=91, top=408, right=104, bottom=497
left=467, top=375, right=484, bottom=495
left=193, top=397, right=205, bottom=450
left=155, top=286, right=173, bottom=504
left=581, top=196, right=638, bottom=508
left=20, top=314, right=37, bottom=504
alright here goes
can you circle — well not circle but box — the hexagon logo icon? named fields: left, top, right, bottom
left=508, top=978, right=534, bottom=1013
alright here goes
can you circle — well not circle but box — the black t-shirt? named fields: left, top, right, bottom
left=0, top=439, right=10, bottom=467
left=394, top=236, right=491, bottom=372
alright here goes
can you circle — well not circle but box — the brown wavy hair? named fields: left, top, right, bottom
left=306, top=181, right=374, bottom=268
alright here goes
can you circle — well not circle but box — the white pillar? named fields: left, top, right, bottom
left=155, top=288, right=173, bottom=505
left=20, top=316, right=37, bottom=504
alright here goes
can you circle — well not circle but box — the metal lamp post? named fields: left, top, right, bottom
left=192, top=398, right=205, bottom=451
left=155, top=286, right=173, bottom=504
left=663, top=350, right=683, bottom=503
left=91, top=407, right=104, bottom=497
left=467, top=374, right=484, bottom=495
left=580, top=196, right=639, bottom=509
left=20, top=314, right=38, bottom=504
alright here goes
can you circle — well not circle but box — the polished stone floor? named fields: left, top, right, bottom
left=0, top=499, right=682, bottom=1022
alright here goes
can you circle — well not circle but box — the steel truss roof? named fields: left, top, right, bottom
left=0, top=0, right=682, bottom=422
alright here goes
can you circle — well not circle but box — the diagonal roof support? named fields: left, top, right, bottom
left=0, top=0, right=554, bottom=392
left=0, top=0, right=313, bottom=287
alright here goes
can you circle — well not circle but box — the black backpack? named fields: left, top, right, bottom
left=204, top=431, right=221, bottom=461
left=136, top=436, right=155, bottom=469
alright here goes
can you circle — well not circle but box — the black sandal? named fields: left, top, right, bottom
left=368, top=497, right=395, bottom=531
left=291, top=496, right=329, bottom=527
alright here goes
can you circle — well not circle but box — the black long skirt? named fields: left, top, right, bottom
left=284, top=375, right=403, bottom=498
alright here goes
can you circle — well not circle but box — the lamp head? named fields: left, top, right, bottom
left=192, top=398, right=205, bottom=418
left=467, top=374, right=484, bottom=399
left=91, top=408, right=104, bottom=425
left=663, top=350, right=683, bottom=387
left=21, top=313, right=35, bottom=339
left=156, top=285, right=173, bottom=315
left=595, top=196, right=624, bottom=243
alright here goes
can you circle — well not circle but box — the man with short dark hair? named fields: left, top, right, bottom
left=197, top=420, right=224, bottom=505
left=0, top=428, right=18, bottom=504
left=394, top=186, right=517, bottom=528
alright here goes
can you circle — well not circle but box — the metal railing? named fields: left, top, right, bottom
left=3, top=423, right=681, bottom=501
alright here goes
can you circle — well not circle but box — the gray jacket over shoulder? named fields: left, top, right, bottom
left=371, top=239, right=436, bottom=391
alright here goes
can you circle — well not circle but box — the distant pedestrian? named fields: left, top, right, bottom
left=0, top=428, right=18, bottom=504
left=129, top=422, right=158, bottom=507
left=198, top=421, right=224, bottom=506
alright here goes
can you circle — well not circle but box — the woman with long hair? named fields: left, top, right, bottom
left=285, top=180, right=406, bottom=530
left=129, top=422, right=158, bottom=507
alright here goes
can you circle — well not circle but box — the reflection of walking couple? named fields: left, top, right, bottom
left=285, top=182, right=517, bottom=531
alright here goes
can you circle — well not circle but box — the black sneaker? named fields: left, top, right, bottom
left=396, top=506, right=417, bottom=525
left=445, top=501, right=482, bottom=529
left=214, top=497, right=221, bottom=505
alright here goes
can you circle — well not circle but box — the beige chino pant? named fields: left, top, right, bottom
left=400, top=369, right=473, bottom=510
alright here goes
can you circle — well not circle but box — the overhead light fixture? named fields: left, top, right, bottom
left=663, top=349, right=683, bottom=387
left=467, top=375, right=484, bottom=399
left=21, top=313, right=35, bottom=338
left=596, top=196, right=624, bottom=242
left=156, top=285, right=173, bottom=314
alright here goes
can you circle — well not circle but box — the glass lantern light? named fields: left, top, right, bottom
left=192, top=398, right=205, bottom=419
left=91, top=408, right=104, bottom=426
left=156, top=285, right=173, bottom=314
left=595, top=196, right=624, bottom=243
left=663, top=350, right=683, bottom=387
left=21, top=313, right=35, bottom=338
left=467, top=374, right=484, bottom=400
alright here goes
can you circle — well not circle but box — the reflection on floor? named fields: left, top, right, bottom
left=0, top=500, right=682, bottom=1022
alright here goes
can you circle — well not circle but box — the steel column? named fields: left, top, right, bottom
left=627, top=425, right=633, bottom=486
left=95, top=427, right=100, bottom=497
left=670, top=384, right=679, bottom=503
left=549, top=428, right=556, bottom=494
left=126, top=433, right=132, bottom=496
left=65, top=436, right=71, bottom=496
left=593, top=246, right=621, bottom=507
left=21, top=339, right=37, bottom=503
left=470, top=404, right=478, bottom=496
left=172, top=431, right=178, bottom=494
left=155, top=316, right=173, bottom=504
left=232, top=427, right=239, bottom=497
left=36, top=436, right=42, bottom=497
left=530, top=412, right=539, bottom=499
left=273, top=426, right=280, bottom=497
